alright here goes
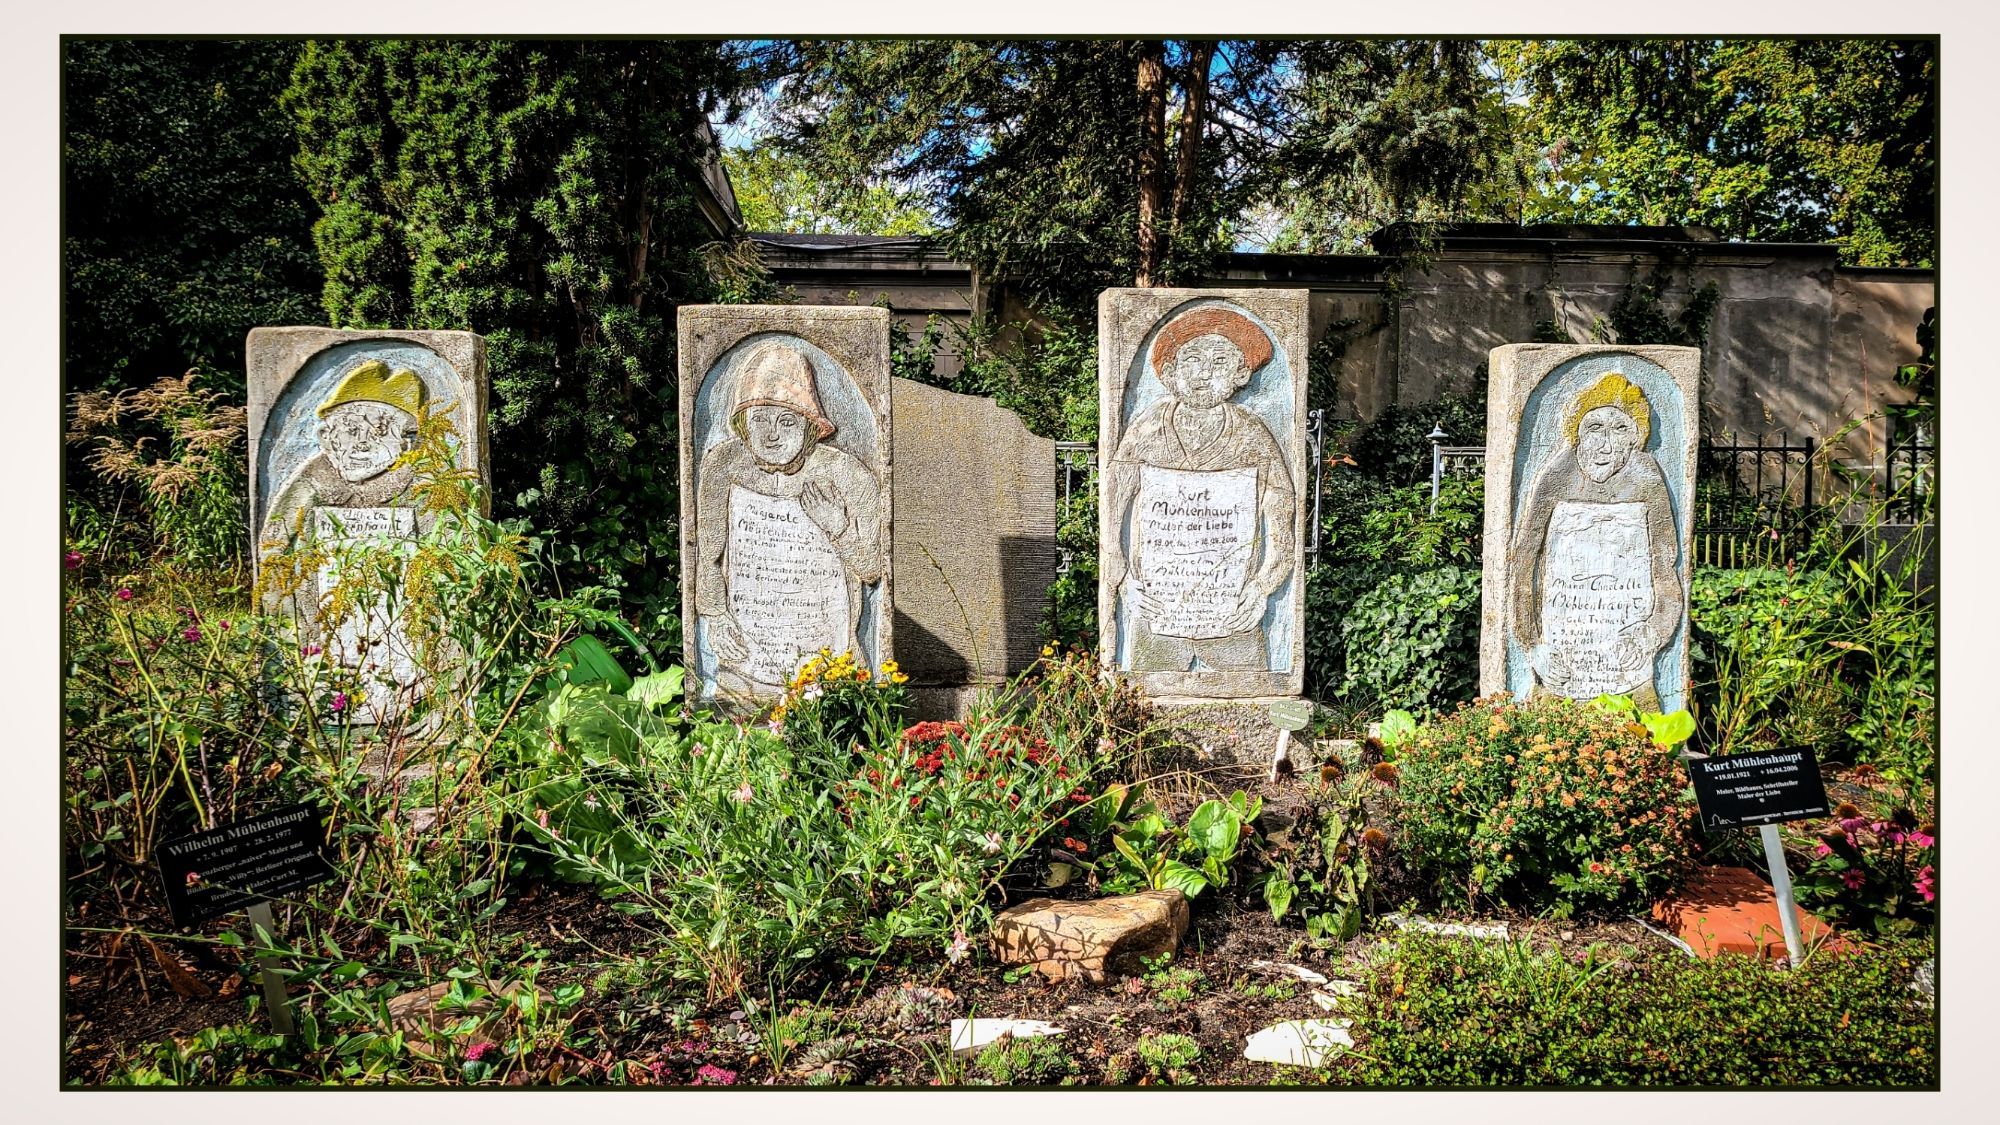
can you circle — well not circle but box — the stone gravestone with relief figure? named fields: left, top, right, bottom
left=1480, top=344, right=1699, bottom=714
left=1099, top=289, right=1308, bottom=701
left=248, top=328, right=490, bottom=727
left=679, top=306, right=894, bottom=708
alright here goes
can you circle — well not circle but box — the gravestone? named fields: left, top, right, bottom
left=1480, top=344, right=1700, bottom=713
left=890, top=378, right=1056, bottom=718
left=248, top=328, right=489, bottom=726
left=1098, top=288, right=1309, bottom=700
left=679, top=305, right=894, bottom=707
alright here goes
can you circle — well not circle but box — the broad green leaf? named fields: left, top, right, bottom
left=1156, top=859, right=1209, bottom=898
left=628, top=667, right=685, bottom=711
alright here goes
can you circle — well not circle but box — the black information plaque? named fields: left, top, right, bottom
left=156, top=803, right=337, bottom=927
left=1685, top=748, right=1831, bottom=830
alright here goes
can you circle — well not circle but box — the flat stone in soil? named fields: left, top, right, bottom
left=992, top=889, right=1190, bottom=984
left=1243, top=1019, right=1354, bottom=1068
left=949, top=1018, right=1065, bottom=1057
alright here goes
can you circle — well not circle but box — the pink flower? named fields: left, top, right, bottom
left=946, top=929, right=971, bottom=964
left=693, top=1064, right=737, bottom=1086
left=1841, top=869, right=1867, bottom=890
left=330, top=691, right=348, bottom=713
left=465, top=1041, right=495, bottom=1063
left=115, top=588, right=133, bottom=601
left=63, top=551, right=82, bottom=570
left=1914, top=865, right=1936, bottom=903
left=219, top=620, right=231, bottom=631
left=302, top=643, right=321, bottom=657
left=1812, top=841, right=1832, bottom=858
left=732, top=782, right=754, bottom=804
left=182, top=625, right=201, bottom=642
left=1907, top=831, right=1935, bottom=849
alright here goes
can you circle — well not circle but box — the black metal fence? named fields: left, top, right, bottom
left=1055, top=424, right=1879, bottom=572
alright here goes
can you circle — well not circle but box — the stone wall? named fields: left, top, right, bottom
left=755, top=226, right=1934, bottom=481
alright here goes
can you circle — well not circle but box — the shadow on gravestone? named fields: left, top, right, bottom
left=890, top=378, right=1057, bottom=720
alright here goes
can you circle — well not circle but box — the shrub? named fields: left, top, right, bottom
left=1795, top=806, right=1937, bottom=938
left=1335, top=566, right=1479, bottom=715
left=506, top=662, right=1121, bottom=1000
left=1341, top=934, right=1935, bottom=1087
left=1393, top=695, right=1696, bottom=913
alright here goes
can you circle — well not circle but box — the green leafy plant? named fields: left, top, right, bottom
left=1340, top=933, right=1936, bottom=1086
left=1256, top=766, right=1378, bottom=941
left=973, top=1034, right=1079, bottom=1086
left=1134, top=1032, right=1202, bottom=1085
left=1094, top=788, right=1262, bottom=899
left=1394, top=695, right=1696, bottom=913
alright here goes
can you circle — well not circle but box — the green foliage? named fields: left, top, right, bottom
left=1342, top=934, right=1936, bottom=1086
left=284, top=40, right=754, bottom=652
left=1394, top=695, right=1696, bottom=914
left=1256, top=769, right=1378, bottom=942
left=1492, top=39, right=1938, bottom=267
left=1090, top=786, right=1261, bottom=899
left=1261, top=41, right=1522, bottom=251
left=504, top=663, right=1121, bottom=999
left=726, top=142, right=935, bottom=235
left=1690, top=531, right=1936, bottom=806
left=1133, top=1032, right=1202, bottom=1084
left=1796, top=811, right=1936, bottom=939
left=67, top=371, right=250, bottom=569
left=1335, top=566, right=1480, bottom=716
left=973, top=1034, right=1080, bottom=1086
left=1140, top=952, right=1206, bottom=1005
left=62, top=40, right=321, bottom=395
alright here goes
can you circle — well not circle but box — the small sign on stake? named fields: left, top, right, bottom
left=1267, top=699, right=1313, bottom=782
left=1684, top=748, right=1831, bottom=965
left=155, top=802, right=337, bottom=1034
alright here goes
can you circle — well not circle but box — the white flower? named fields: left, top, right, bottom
left=947, top=930, right=971, bottom=964
left=982, top=831, right=1004, bottom=856
left=732, top=782, right=754, bottom=804
left=801, top=683, right=825, bottom=703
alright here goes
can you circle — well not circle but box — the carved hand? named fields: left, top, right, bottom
left=709, top=617, right=749, bottom=662
left=1223, top=585, right=1268, bottom=634
left=800, top=481, right=848, bottom=537
left=1126, top=575, right=1164, bottom=619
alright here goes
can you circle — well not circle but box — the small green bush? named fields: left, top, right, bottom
left=1394, top=695, right=1696, bottom=913
left=1342, top=934, right=1935, bottom=1087
left=1335, top=566, right=1480, bottom=714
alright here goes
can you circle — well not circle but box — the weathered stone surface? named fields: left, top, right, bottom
left=1243, top=1019, right=1354, bottom=1068
left=991, top=889, right=1190, bottom=983
left=949, top=1018, right=1065, bottom=1057
left=1479, top=344, right=1700, bottom=714
left=678, top=306, right=893, bottom=707
left=384, top=978, right=551, bottom=1056
left=1099, top=288, right=1308, bottom=700
left=889, top=377, right=1055, bottom=713
left=247, top=328, right=489, bottom=726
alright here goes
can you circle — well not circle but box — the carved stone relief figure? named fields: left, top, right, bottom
left=1104, top=306, right=1296, bottom=674
left=260, top=358, right=428, bottom=724
left=693, top=340, right=885, bottom=698
left=1507, top=372, right=1684, bottom=710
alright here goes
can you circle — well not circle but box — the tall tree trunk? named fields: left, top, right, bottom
left=1167, top=40, right=1214, bottom=256
left=1135, top=40, right=1167, bottom=287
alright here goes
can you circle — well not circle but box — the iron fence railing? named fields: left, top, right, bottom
left=1052, top=422, right=1891, bottom=573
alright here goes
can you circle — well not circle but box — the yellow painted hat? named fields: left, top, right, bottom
left=317, top=359, right=426, bottom=419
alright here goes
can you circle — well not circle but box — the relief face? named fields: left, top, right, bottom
left=692, top=338, right=885, bottom=700
left=260, top=358, right=428, bottom=723
left=1105, top=306, right=1297, bottom=674
left=1508, top=373, right=1684, bottom=709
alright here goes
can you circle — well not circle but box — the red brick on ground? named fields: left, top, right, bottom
left=1652, top=865, right=1851, bottom=959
